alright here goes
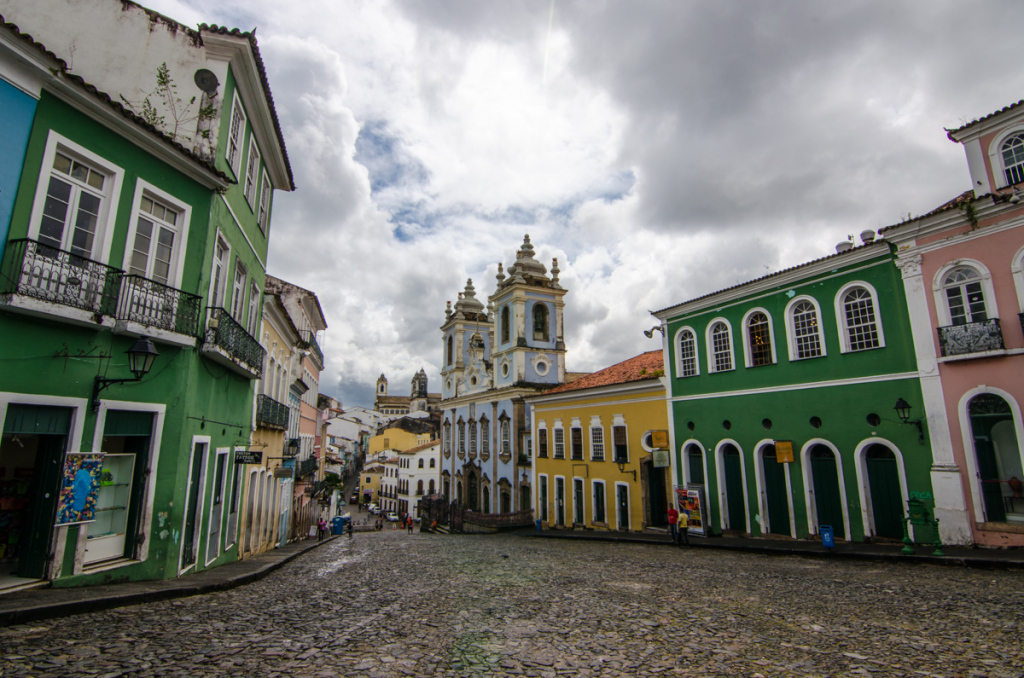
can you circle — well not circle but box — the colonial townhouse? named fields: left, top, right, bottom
left=396, top=439, right=441, bottom=520
left=440, top=235, right=568, bottom=517
left=359, top=463, right=384, bottom=507
left=379, top=456, right=400, bottom=515
left=529, top=352, right=669, bottom=533
left=262, top=276, right=327, bottom=543
left=0, top=1, right=293, bottom=589
left=882, top=97, right=1024, bottom=548
left=653, top=239, right=932, bottom=545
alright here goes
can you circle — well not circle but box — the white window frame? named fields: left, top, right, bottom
left=209, top=233, right=230, bottom=307
left=572, top=476, right=585, bottom=525
left=741, top=307, right=777, bottom=368
left=536, top=422, right=548, bottom=458
left=257, top=171, right=272, bottom=235
left=27, top=131, right=125, bottom=263
left=570, top=418, right=584, bottom=460
left=674, top=325, right=700, bottom=378
left=592, top=479, right=607, bottom=524
left=244, top=133, right=261, bottom=208
left=785, top=295, right=827, bottom=361
left=204, top=447, right=230, bottom=566
left=231, top=259, right=247, bottom=321
left=538, top=474, right=549, bottom=522
left=226, top=93, right=247, bottom=177
left=611, top=415, right=628, bottom=465
left=705, top=318, right=735, bottom=373
left=589, top=416, right=604, bottom=461
left=501, top=419, right=511, bottom=455
left=247, top=280, right=260, bottom=336
left=553, top=421, right=565, bottom=459
left=987, top=125, right=1024, bottom=189
left=835, top=281, right=886, bottom=353
left=932, top=260, right=998, bottom=327
left=1011, top=245, right=1024, bottom=312
left=124, top=180, right=192, bottom=289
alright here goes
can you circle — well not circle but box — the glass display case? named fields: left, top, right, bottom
left=84, top=453, right=134, bottom=564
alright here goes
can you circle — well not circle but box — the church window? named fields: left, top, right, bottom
left=533, top=303, right=549, bottom=342
left=457, top=420, right=465, bottom=455
left=501, top=306, right=510, bottom=343
left=447, top=335, right=453, bottom=365
left=469, top=419, right=478, bottom=454
left=501, top=420, right=511, bottom=455
left=480, top=417, right=490, bottom=455
left=443, top=421, right=451, bottom=456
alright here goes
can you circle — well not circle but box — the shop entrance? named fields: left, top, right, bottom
left=761, top=444, right=790, bottom=536
left=865, top=444, right=903, bottom=539
left=1, top=404, right=72, bottom=580
left=810, top=445, right=845, bottom=539
left=645, top=460, right=668, bottom=527
left=722, top=444, right=745, bottom=531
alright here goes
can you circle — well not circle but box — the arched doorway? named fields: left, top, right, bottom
left=482, top=484, right=490, bottom=513
left=721, top=444, right=745, bottom=531
left=686, top=444, right=704, bottom=485
left=809, top=444, right=845, bottom=539
left=760, top=444, right=789, bottom=535
left=865, top=444, right=903, bottom=539
left=467, top=470, right=479, bottom=511
left=969, top=394, right=1023, bottom=522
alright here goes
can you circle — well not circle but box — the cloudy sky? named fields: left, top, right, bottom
left=143, top=0, right=1024, bottom=408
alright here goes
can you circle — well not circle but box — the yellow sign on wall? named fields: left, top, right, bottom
left=651, top=430, right=669, bottom=448
left=775, top=440, right=794, bottom=463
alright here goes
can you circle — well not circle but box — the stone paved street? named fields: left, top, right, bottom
left=0, top=531, right=1022, bottom=677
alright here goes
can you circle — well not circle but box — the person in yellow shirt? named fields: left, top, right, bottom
left=677, top=509, right=690, bottom=546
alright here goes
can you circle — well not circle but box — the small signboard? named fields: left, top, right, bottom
left=234, top=449, right=263, bottom=465
left=651, top=430, right=669, bottom=449
left=775, top=440, right=795, bottom=464
left=674, top=485, right=708, bottom=536
left=652, top=449, right=670, bottom=468
left=274, top=467, right=294, bottom=479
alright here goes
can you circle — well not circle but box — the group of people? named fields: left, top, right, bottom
left=666, top=505, right=691, bottom=546
left=316, top=515, right=354, bottom=540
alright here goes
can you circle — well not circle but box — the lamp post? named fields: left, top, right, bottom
left=91, top=338, right=160, bottom=412
left=893, top=397, right=924, bottom=444
left=616, top=458, right=637, bottom=481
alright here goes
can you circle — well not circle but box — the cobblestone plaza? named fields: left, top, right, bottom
left=1, top=531, right=1021, bottom=677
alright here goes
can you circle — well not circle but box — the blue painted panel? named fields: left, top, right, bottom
left=0, top=79, right=38, bottom=260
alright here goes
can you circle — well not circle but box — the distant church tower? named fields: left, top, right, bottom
left=376, top=373, right=388, bottom=397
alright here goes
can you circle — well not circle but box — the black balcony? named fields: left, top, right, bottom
left=116, top=274, right=202, bottom=338
left=297, top=456, right=318, bottom=478
left=0, top=238, right=121, bottom=317
left=938, top=318, right=1005, bottom=357
left=256, top=394, right=289, bottom=430
left=299, top=329, right=324, bottom=367
left=202, top=307, right=265, bottom=378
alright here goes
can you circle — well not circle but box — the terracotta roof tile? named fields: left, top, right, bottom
left=879, top=189, right=976, bottom=233
left=540, top=351, right=663, bottom=396
left=946, top=99, right=1024, bottom=139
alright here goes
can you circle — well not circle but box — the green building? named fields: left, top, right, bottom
left=652, top=239, right=934, bottom=544
left=0, top=3, right=293, bottom=589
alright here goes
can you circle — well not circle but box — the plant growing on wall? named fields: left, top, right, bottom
left=120, top=62, right=215, bottom=143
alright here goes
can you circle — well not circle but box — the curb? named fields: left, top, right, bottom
left=0, top=536, right=338, bottom=627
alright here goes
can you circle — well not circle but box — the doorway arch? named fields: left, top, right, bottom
left=715, top=440, right=749, bottom=533
left=961, top=391, right=1024, bottom=523
left=800, top=440, right=848, bottom=540
left=755, top=440, right=792, bottom=537
left=854, top=439, right=907, bottom=540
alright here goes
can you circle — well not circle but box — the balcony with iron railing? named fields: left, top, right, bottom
left=0, top=238, right=121, bottom=323
left=299, top=329, right=324, bottom=368
left=256, top=394, right=290, bottom=430
left=115, top=274, right=202, bottom=345
left=201, top=307, right=265, bottom=379
left=938, top=318, right=1005, bottom=358
left=297, top=455, right=319, bottom=478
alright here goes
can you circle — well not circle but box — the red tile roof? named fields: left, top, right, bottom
left=879, top=189, right=975, bottom=233
left=540, top=351, right=664, bottom=396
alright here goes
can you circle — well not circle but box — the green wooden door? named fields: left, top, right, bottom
left=866, top=446, right=903, bottom=539
left=722, top=446, right=745, bottom=531
left=761, top=446, right=789, bottom=535
left=810, top=446, right=845, bottom=539
left=970, top=413, right=1007, bottom=522
left=687, top=446, right=704, bottom=485
left=647, top=462, right=667, bottom=527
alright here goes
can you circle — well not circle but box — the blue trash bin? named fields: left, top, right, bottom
left=332, top=516, right=348, bottom=535
left=820, top=525, right=835, bottom=549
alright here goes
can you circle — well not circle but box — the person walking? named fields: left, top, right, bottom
left=347, top=519, right=354, bottom=540
left=667, top=505, right=679, bottom=545
left=407, top=516, right=414, bottom=534
left=678, top=509, right=690, bottom=546
left=317, top=516, right=327, bottom=542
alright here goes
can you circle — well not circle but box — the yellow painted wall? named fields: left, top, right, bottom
left=532, top=382, right=668, bottom=532
left=359, top=466, right=383, bottom=504
left=368, top=428, right=423, bottom=455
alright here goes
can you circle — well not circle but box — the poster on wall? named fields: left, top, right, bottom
left=674, top=485, right=708, bottom=536
left=55, top=453, right=104, bottom=527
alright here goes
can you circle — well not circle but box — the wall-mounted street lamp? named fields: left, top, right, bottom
left=616, top=457, right=637, bottom=481
left=91, top=338, right=160, bottom=412
left=643, top=325, right=665, bottom=339
left=893, top=398, right=924, bottom=444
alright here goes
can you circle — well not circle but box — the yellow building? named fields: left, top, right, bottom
left=359, top=463, right=384, bottom=505
left=529, top=351, right=669, bottom=532
left=367, top=428, right=430, bottom=456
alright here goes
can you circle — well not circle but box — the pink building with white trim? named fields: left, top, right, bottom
left=884, top=98, right=1024, bottom=548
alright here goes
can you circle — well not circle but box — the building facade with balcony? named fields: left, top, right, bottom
left=0, top=1, right=293, bottom=589
left=883, top=98, right=1024, bottom=548
left=396, top=439, right=440, bottom=520
left=528, top=352, right=668, bottom=534
left=652, top=240, right=935, bottom=546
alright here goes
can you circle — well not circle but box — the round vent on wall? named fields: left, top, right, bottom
left=194, top=69, right=220, bottom=94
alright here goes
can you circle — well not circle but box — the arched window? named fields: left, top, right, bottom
left=417, top=480, right=424, bottom=495
left=469, top=419, right=477, bottom=454
left=1002, top=132, right=1024, bottom=185
left=746, top=311, right=773, bottom=367
left=501, top=419, right=511, bottom=455
left=457, top=419, right=465, bottom=456
left=418, top=458, right=424, bottom=468
left=429, top=479, right=435, bottom=494
left=676, top=328, right=698, bottom=377
left=709, top=321, right=733, bottom=372
left=501, top=306, right=510, bottom=343
left=943, top=266, right=988, bottom=325
left=789, top=299, right=823, bottom=359
left=480, top=417, right=490, bottom=455
left=840, top=286, right=882, bottom=351
left=533, top=303, right=549, bottom=342
left=447, top=335, right=453, bottom=365
left=429, top=457, right=436, bottom=468
left=443, top=421, right=451, bottom=456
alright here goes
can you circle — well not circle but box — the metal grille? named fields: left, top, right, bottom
left=204, top=307, right=266, bottom=378
left=793, top=301, right=822, bottom=358
left=711, top=322, right=733, bottom=372
left=1, top=238, right=121, bottom=316
left=256, top=394, right=289, bottom=429
left=747, top=312, right=772, bottom=366
left=843, top=288, right=880, bottom=351
left=938, top=318, right=1004, bottom=357
left=117, top=274, right=201, bottom=337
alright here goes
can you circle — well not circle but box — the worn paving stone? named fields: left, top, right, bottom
left=0, top=532, right=1022, bottom=676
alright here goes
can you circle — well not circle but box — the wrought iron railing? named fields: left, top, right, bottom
left=116, top=274, right=202, bottom=337
left=938, top=318, right=1005, bottom=357
left=204, top=307, right=265, bottom=377
left=299, top=329, right=323, bottom=366
left=297, top=456, right=318, bottom=478
left=256, top=394, right=289, bottom=429
left=0, top=239, right=121, bottom=316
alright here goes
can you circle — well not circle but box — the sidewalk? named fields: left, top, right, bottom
left=0, top=536, right=338, bottom=628
left=525, top=527, right=1024, bottom=570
